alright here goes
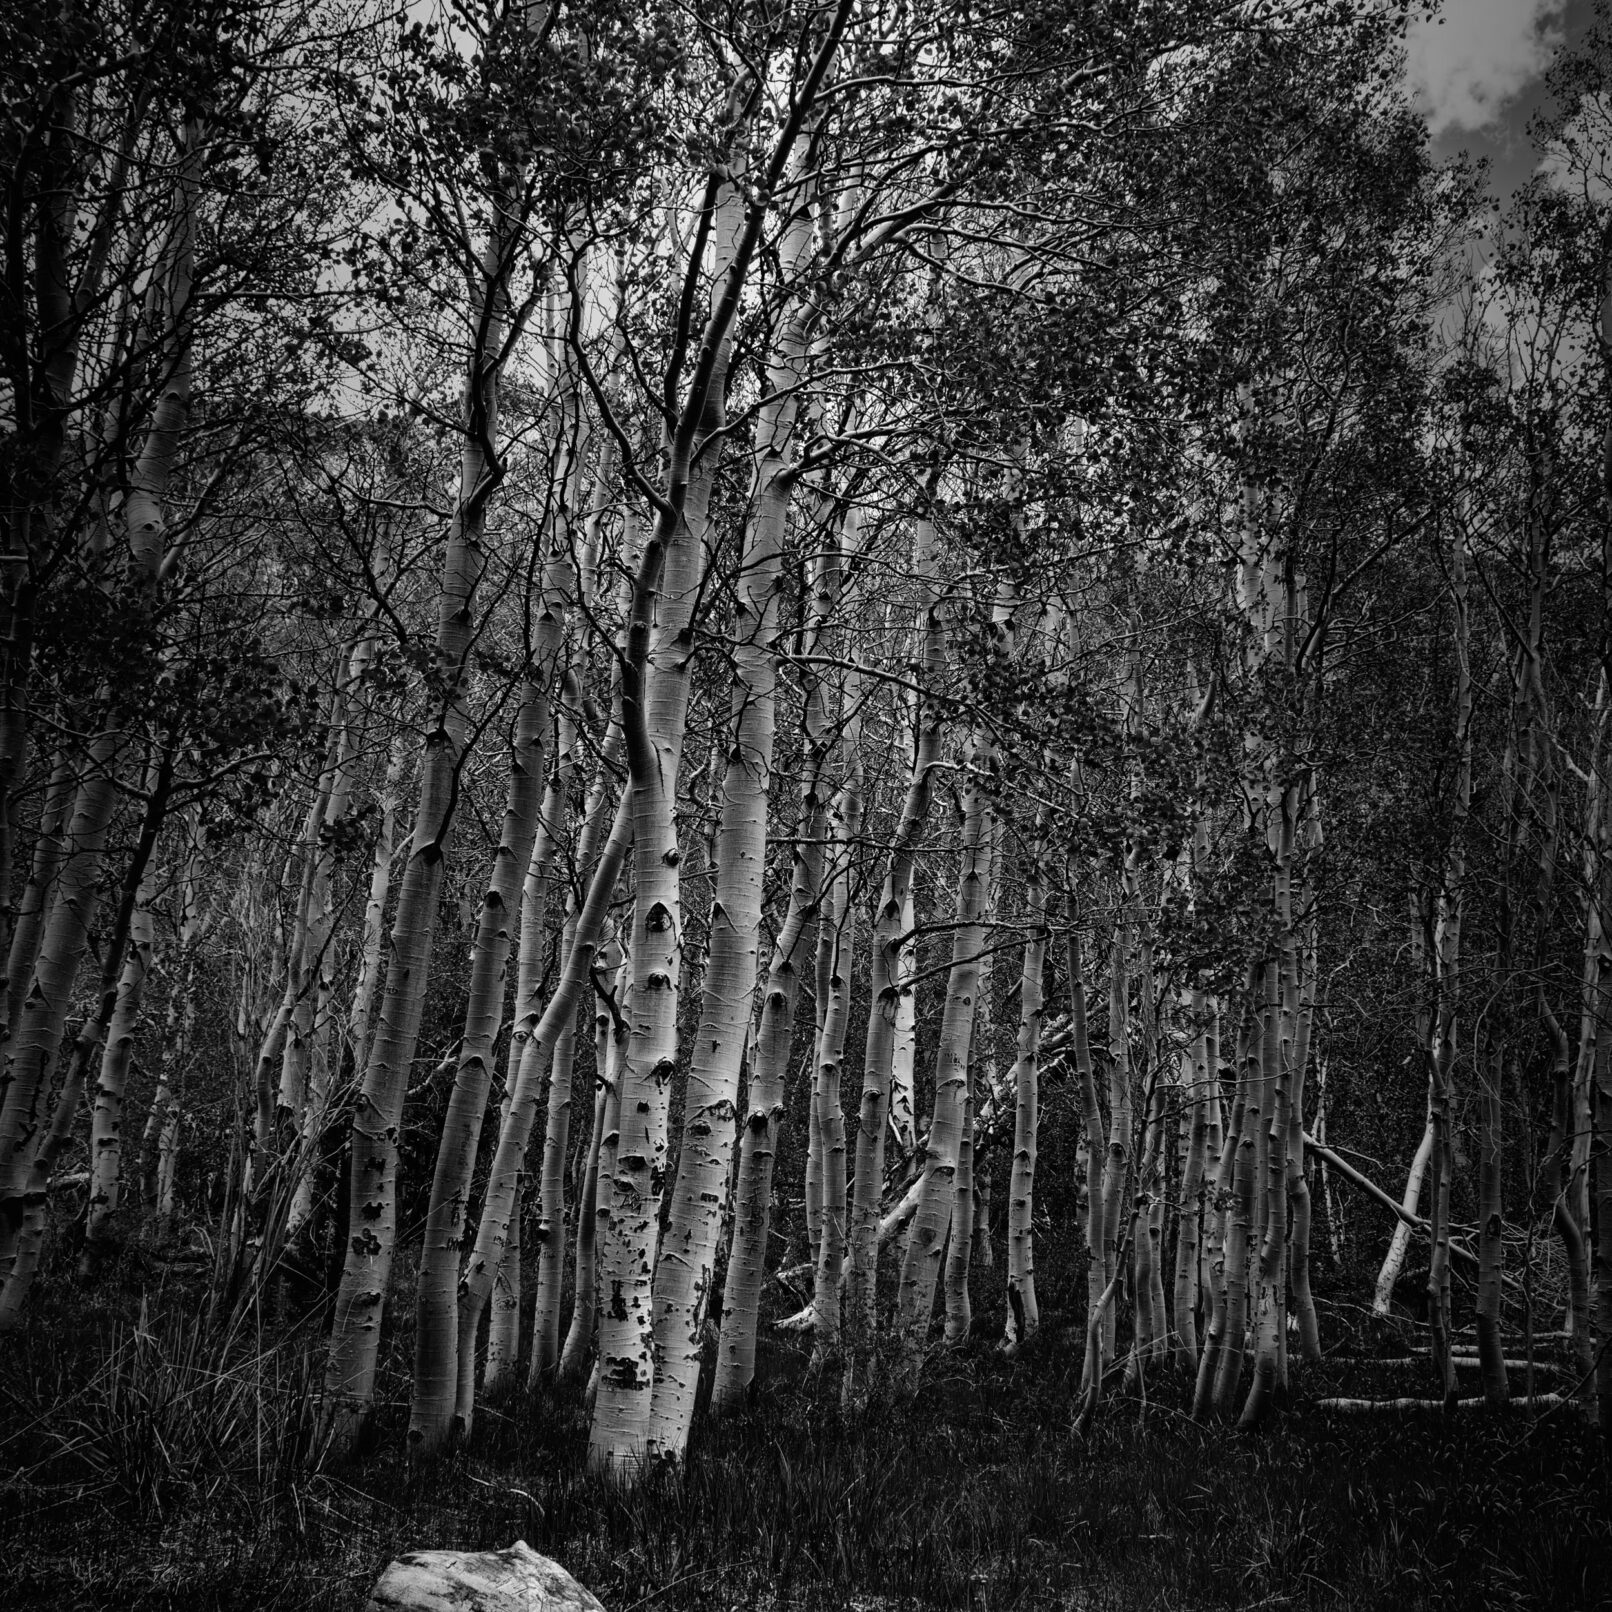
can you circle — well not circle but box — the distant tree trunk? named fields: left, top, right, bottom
left=1211, top=984, right=1261, bottom=1416
left=1194, top=1008, right=1248, bottom=1418
left=896, top=743, right=995, bottom=1358
left=711, top=501, right=847, bottom=1409
left=808, top=690, right=863, bottom=1359
left=843, top=502, right=944, bottom=1356
left=1426, top=520, right=1473, bottom=1411
left=1171, top=981, right=1213, bottom=1370
left=1068, top=887, right=1106, bottom=1391
left=1004, top=843, right=1047, bottom=1348
left=80, top=840, right=160, bottom=1269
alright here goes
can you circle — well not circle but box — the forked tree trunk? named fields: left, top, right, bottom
left=645, top=260, right=811, bottom=1446
left=588, top=211, right=742, bottom=1467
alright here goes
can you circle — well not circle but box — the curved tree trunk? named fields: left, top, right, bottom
left=322, top=215, right=509, bottom=1448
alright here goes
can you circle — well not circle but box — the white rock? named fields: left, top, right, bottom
left=363, top=1541, right=607, bottom=1612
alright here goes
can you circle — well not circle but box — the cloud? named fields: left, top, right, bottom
left=1405, top=0, right=1567, bottom=137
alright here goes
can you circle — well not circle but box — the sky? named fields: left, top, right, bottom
left=1405, top=0, right=1596, bottom=197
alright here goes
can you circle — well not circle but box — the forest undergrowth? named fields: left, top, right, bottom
left=3, top=1251, right=1608, bottom=1612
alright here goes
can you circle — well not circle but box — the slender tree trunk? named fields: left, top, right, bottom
left=322, top=216, right=508, bottom=1448
left=1069, top=890, right=1107, bottom=1391
left=0, top=728, right=121, bottom=1287
left=896, top=749, right=994, bottom=1358
left=1211, top=988, right=1261, bottom=1416
left=409, top=670, right=548, bottom=1452
left=80, top=857, right=157, bottom=1269
left=843, top=504, right=944, bottom=1352
left=1372, top=1113, right=1435, bottom=1317
left=558, top=937, right=625, bottom=1384
left=808, top=742, right=861, bottom=1358
left=1004, top=847, right=1047, bottom=1348
left=1193, top=1011, right=1245, bottom=1418
left=347, top=736, right=406, bottom=1077
left=4, top=754, right=74, bottom=1041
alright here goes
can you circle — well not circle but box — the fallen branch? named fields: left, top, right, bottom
left=1303, top=1133, right=1478, bottom=1270
left=1317, top=1394, right=1565, bottom=1414
left=1341, top=1355, right=1565, bottom=1374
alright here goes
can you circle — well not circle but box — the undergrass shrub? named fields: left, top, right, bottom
left=5, top=1290, right=1611, bottom=1612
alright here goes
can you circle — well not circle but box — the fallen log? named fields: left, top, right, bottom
left=1317, top=1394, right=1566, bottom=1414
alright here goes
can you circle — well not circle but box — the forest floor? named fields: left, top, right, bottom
left=3, top=1259, right=1610, bottom=1612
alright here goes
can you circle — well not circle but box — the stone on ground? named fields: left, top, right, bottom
left=364, top=1541, right=606, bottom=1612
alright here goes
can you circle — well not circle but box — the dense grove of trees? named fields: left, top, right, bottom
left=6, top=0, right=1612, bottom=1480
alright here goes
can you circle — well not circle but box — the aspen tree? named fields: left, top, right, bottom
left=1372, top=1108, right=1435, bottom=1318
left=277, top=637, right=373, bottom=1246
left=895, top=734, right=995, bottom=1356
left=586, top=166, right=751, bottom=1470
left=0, top=740, right=174, bottom=1324
left=81, top=795, right=163, bottom=1267
left=0, top=111, right=197, bottom=1294
left=4, top=757, right=74, bottom=1038
left=1097, top=891, right=1134, bottom=1372
left=1591, top=247, right=1612, bottom=1437
left=1425, top=518, right=1474, bottom=1410
left=453, top=766, right=631, bottom=1431
left=1004, top=834, right=1047, bottom=1348
left=1067, top=887, right=1108, bottom=1389
left=594, top=24, right=855, bottom=1468
left=890, top=885, right=919, bottom=1155
left=1170, top=979, right=1212, bottom=1371
left=409, top=674, right=549, bottom=1452
left=947, top=813, right=1004, bottom=1344
left=712, top=501, right=848, bottom=1407
left=645, top=180, right=817, bottom=1449
left=1287, top=919, right=1322, bottom=1364
left=526, top=684, right=586, bottom=1382
left=807, top=676, right=864, bottom=1356
left=558, top=936, right=627, bottom=1383
left=1193, top=1007, right=1250, bottom=1419
left=843, top=500, right=945, bottom=1346
left=529, top=458, right=618, bottom=1380
left=411, top=328, right=589, bottom=1449
left=322, top=204, right=521, bottom=1447
left=347, top=737, right=407, bottom=1076
left=1211, top=988, right=1261, bottom=1416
